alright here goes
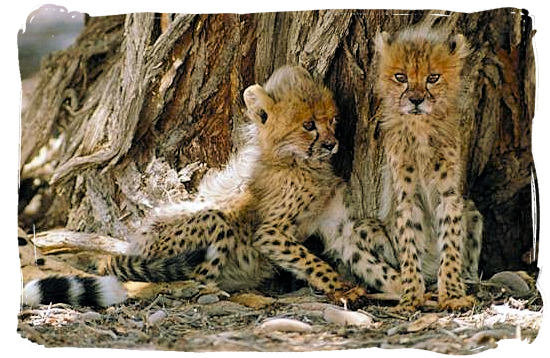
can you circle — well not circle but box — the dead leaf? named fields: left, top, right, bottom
left=406, top=313, right=440, bottom=332
left=230, top=292, right=276, bottom=309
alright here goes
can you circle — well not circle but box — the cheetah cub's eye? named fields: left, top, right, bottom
left=303, top=120, right=316, bottom=131
left=259, top=110, right=268, bottom=124
left=394, top=73, right=408, bottom=83
left=427, top=74, right=440, bottom=84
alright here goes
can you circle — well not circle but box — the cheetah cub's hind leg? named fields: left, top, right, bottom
left=102, top=208, right=239, bottom=294
left=343, top=218, right=402, bottom=295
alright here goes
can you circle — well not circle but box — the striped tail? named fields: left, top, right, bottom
left=22, top=276, right=127, bottom=307
left=100, top=249, right=206, bottom=282
left=22, top=249, right=207, bottom=307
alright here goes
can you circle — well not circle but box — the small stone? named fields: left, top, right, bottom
left=197, top=294, right=220, bottom=305
left=323, top=307, right=373, bottom=326
left=259, top=318, right=313, bottom=333
left=147, top=310, right=167, bottom=326
left=488, top=271, right=530, bottom=295
left=79, top=311, right=102, bottom=322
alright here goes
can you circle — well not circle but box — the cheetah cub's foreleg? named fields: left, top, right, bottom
left=389, top=162, right=429, bottom=309
left=432, top=160, right=475, bottom=310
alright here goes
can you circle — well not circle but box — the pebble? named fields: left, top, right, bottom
left=147, top=310, right=167, bottom=326
left=323, top=307, right=373, bottom=326
left=197, top=294, right=220, bottom=305
left=79, top=311, right=103, bottom=322
left=259, top=318, right=313, bottom=333
left=488, top=271, right=530, bottom=295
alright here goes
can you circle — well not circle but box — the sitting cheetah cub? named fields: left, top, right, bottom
left=374, top=28, right=483, bottom=311
left=23, top=66, right=368, bottom=309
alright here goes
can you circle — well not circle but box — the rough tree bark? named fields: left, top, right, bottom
left=19, top=8, right=536, bottom=277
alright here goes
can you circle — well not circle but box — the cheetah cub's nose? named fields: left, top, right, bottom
left=409, top=96, right=425, bottom=106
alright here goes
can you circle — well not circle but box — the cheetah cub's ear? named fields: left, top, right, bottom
left=448, top=33, right=470, bottom=59
left=243, top=84, right=275, bottom=125
left=374, top=31, right=392, bottom=53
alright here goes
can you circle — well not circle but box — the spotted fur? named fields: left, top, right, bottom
left=23, top=66, right=369, bottom=308
left=372, top=27, right=483, bottom=311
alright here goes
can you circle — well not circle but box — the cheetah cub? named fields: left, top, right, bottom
left=23, top=66, right=368, bottom=309
left=374, top=28, right=483, bottom=311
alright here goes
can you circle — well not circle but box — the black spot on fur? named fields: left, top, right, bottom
left=208, top=225, right=217, bottom=235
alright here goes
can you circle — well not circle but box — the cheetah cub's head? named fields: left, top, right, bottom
left=243, top=65, right=338, bottom=161
left=375, top=28, right=470, bottom=117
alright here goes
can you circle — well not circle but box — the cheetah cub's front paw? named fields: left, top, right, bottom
left=438, top=294, right=475, bottom=311
left=390, top=292, right=425, bottom=314
left=330, top=285, right=369, bottom=311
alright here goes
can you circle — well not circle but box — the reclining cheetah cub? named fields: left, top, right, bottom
left=374, top=28, right=483, bottom=311
left=23, top=66, right=369, bottom=309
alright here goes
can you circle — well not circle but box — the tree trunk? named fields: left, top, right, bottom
left=19, top=8, right=536, bottom=277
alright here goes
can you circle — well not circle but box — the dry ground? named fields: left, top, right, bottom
left=17, top=253, right=542, bottom=353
